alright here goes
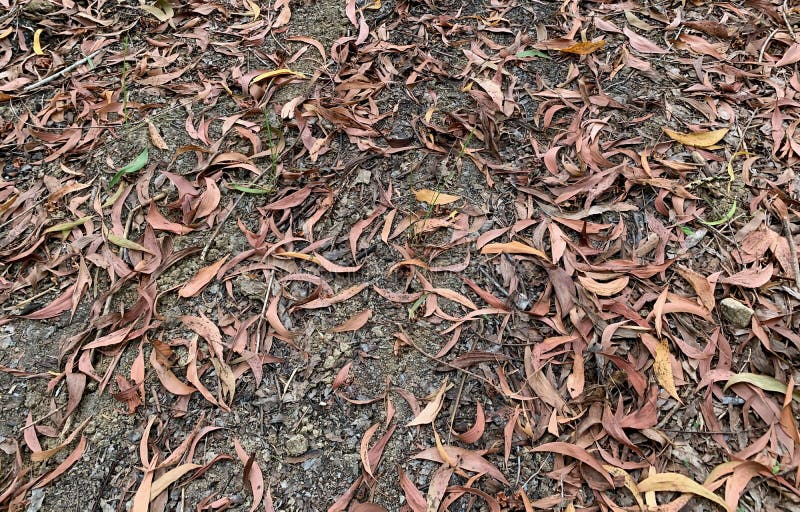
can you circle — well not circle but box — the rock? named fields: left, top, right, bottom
left=720, top=298, right=753, bottom=328
left=285, top=433, right=308, bottom=456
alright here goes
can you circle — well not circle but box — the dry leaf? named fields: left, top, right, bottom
left=560, top=40, right=605, bottom=55
left=654, top=339, right=682, bottom=403
left=481, top=241, right=548, bottom=259
left=414, top=189, right=461, bottom=205
left=407, top=378, right=449, bottom=426
left=577, top=275, right=629, bottom=296
left=178, top=255, right=228, bottom=298
left=662, top=127, right=729, bottom=148
left=637, top=472, right=730, bottom=512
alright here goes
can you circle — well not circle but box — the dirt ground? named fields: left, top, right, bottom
left=2, top=0, right=800, bottom=511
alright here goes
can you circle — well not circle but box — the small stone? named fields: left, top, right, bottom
left=720, top=298, right=753, bottom=328
left=285, top=433, right=308, bottom=456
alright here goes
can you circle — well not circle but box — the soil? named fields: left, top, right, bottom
left=2, top=0, right=800, bottom=511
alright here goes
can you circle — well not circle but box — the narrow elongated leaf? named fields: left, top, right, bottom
left=637, top=472, right=730, bottom=512
left=663, top=128, right=728, bottom=148
left=110, top=149, right=149, bottom=187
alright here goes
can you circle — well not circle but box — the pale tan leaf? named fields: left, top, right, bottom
left=637, top=472, right=731, bottom=512
left=407, top=378, right=450, bottom=427
left=414, top=189, right=461, bottom=206
left=663, top=127, right=728, bottom=148
left=654, top=339, right=682, bottom=403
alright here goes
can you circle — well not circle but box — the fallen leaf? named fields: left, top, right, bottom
left=330, top=309, right=372, bottom=333
left=407, top=378, right=449, bottom=427
left=662, top=127, right=729, bottom=148
left=481, top=241, right=548, bottom=259
left=637, top=472, right=730, bottom=512
left=414, top=189, right=461, bottom=205
left=560, top=40, right=605, bottom=55
left=654, top=339, right=682, bottom=403
left=178, top=255, right=228, bottom=298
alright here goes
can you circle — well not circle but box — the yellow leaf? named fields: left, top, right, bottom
left=414, top=189, right=461, bottom=205
left=0, top=27, right=15, bottom=40
left=637, top=472, right=731, bottom=512
left=481, top=241, right=548, bottom=259
left=663, top=127, right=728, bottom=148
left=604, top=465, right=645, bottom=511
left=251, top=68, right=307, bottom=84
left=654, top=339, right=682, bottom=403
left=33, top=29, right=45, bottom=55
left=560, top=40, right=605, bottom=55
left=577, top=275, right=629, bottom=296
left=245, top=0, right=261, bottom=19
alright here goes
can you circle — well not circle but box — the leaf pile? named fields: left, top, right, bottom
left=1, top=0, right=800, bottom=510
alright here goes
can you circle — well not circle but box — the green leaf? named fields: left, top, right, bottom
left=109, top=149, right=149, bottom=187
left=700, top=200, right=736, bottom=226
left=43, top=216, right=92, bottom=235
left=516, top=49, right=550, bottom=59
left=107, top=232, right=155, bottom=254
left=724, top=372, right=800, bottom=401
left=228, top=183, right=274, bottom=194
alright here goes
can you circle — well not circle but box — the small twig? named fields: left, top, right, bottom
left=783, top=0, right=796, bottom=40
left=24, top=50, right=103, bottom=92
left=783, top=217, right=800, bottom=289
left=400, top=327, right=503, bottom=395
left=255, top=270, right=276, bottom=354
left=17, top=404, right=66, bottom=433
left=758, top=29, right=778, bottom=64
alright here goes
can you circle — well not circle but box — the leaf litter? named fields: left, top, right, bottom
left=1, top=0, right=800, bottom=510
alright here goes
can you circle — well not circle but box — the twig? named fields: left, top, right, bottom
left=783, top=0, right=796, bottom=40
left=24, top=50, right=103, bottom=92
left=255, top=270, right=276, bottom=354
left=758, top=29, right=778, bottom=64
left=400, top=327, right=503, bottom=395
left=783, top=217, right=800, bottom=289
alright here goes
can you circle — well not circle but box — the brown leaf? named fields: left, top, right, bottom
left=624, top=27, right=668, bottom=54
left=414, top=189, right=461, bottom=205
left=330, top=308, right=372, bottom=333
left=407, top=378, right=449, bottom=427
left=662, top=127, right=728, bottom=148
left=234, top=439, right=264, bottom=512
left=415, top=445, right=509, bottom=485
left=529, top=442, right=613, bottom=487
left=34, top=436, right=87, bottom=489
left=577, top=275, right=629, bottom=296
left=481, top=241, right=547, bottom=259
left=654, top=339, right=682, bottom=403
left=718, top=264, right=773, bottom=288
left=297, top=283, right=368, bottom=309
left=148, top=121, right=169, bottom=150
left=398, top=466, right=426, bottom=512
left=178, top=255, right=228, bottom=298
left=560, top=40, right=605, bottom=55
left=453, top=401, right=485, bottom=444
left=637, top=472, right=730, bottom=512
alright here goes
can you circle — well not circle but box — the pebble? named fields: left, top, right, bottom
left=285, top=433, right=308, bottom=456
left=720, top=297, right=753, bottom=328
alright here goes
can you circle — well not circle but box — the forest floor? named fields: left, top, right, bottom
left=2, top=0, right=800, bottom=511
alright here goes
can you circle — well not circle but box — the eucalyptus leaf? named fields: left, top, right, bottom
left=109, top=149, right=149, bottom=187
